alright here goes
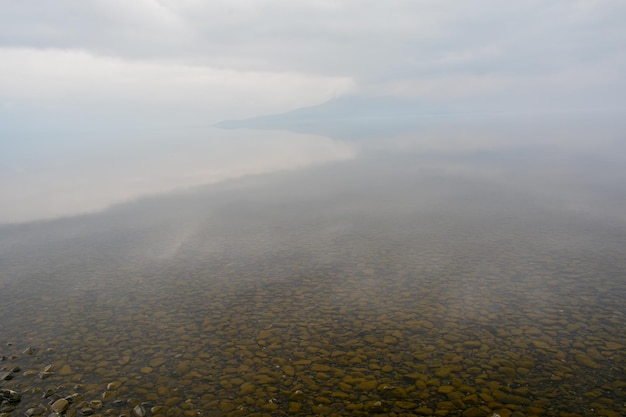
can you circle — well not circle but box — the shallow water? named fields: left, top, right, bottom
left=1, top=114, right=626, bottom=417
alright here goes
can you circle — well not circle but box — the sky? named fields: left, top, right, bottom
left=1, top=0, right=626, bottom=223
left=1, top=0, right=625, bottom=129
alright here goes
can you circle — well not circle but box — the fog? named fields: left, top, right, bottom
left=2, top=3, right=626, bottom=416
left=2, top=1, right=625, bottom=224
left=1, top=127, right=354, bottom=224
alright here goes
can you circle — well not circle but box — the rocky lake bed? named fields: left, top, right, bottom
left=2, top=117, right=626, bottom=417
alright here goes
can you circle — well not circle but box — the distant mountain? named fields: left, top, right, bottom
left=214, top=96, right=445, bottom=140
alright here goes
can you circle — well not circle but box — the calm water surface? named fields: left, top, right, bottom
left=1, top=114, right=625, bottom=417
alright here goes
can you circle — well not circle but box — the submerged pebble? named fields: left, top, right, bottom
left=1, top=177, right=625, bottom=417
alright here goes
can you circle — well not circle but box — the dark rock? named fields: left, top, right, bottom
left=0, top=388, right=21, bottom=403
left=25, top=405, right=47, bottom=416
left=80, top=407, right=95, bottom=416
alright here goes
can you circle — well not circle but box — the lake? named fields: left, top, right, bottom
left=1, top=112, right=625, bottom=417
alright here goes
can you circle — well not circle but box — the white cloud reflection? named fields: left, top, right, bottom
left=1, top=128, right=355, bottom=224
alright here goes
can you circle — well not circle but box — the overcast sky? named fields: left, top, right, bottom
left=1, top=0, right=626, bottom=223
left=1, top=0, right=625, bottom=132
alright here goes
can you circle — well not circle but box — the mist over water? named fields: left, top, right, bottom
left=0, top=128, right=354, bottom=224
left=1, top=112, right=626, bottom=416
left=3, top=2, right=626, bottom=415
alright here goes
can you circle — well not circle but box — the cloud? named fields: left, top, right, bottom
left=0, top=0, right=624, bottom=127
left=0, top=0, right=626, bottom=117
left=0, top=47, right=355, bottom=128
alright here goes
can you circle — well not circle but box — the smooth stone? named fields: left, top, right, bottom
left=89, top=400, right=102, bottom=409
left=462, top=407, right=488, bottom=417
left=311, top=404, right=331, bottom=414
left=42, top=389, right=55, bottom=399
left=149, top=358, right=166, bottom=367
left=464, top=394, right=479, bottom=405
left=239, top=382, right=255, bottom=395
left=396, top=401, right=418, bottom=409
left=66, top=393, right=81, bottom=402
left=140, top=367, right=153, bottom=374
left=164, top=397, right=182, bottom=407
left=605, top=342, right=624, bottom=350
left=102, top=390, right=115, bottom=400
left=1, top=389, right=21, bottom=402
left=51, top=399, right=69, bottom=413
left=492, top=391, right=530, bottom=405
left=526, top=406, right=546, bottom=415
left=58, top=365, right=73, bottom=376
left=435, top=367, right=453, bottom=377
left=131, top=405, right=146, bottom=417
left=310, top=364, right=332, bottom=372
left=314, top=396, right=331, bottom=404
left=289, top=390, right=306, bottom=401
left=356, top=380, right=378, bottom=391
left=282, top=365, right=295, bottom=376
left=436, top=401, right=456, bottom=410
left=379, top=385, right=407, bottom=399
left=220, top=400, right=235, bottom=413
left=595, top=410, right=620, bottom=417
left=365, top=401, right=384, bottom=412
left=478, top=392, right=494, bottom=403
left=575, top=354, right=601, bottom=369
left=288, top=402, right=302, bottom=413
left=25, top=405, right=47, bottom=417
left=257, top=329, right=273, bottom=339
left=254, top=374, right=274, bottom=384
left=262, top=403, right=279, bottom=411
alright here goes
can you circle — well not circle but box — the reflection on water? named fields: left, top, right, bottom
left=0, top=128, right=354, bottom=225
left=1, top=114, right=626, bottom=417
